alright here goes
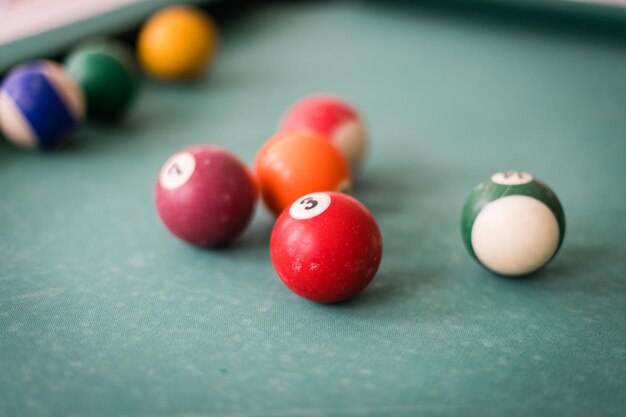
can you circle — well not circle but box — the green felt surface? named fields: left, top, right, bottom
left=1, top=2, right=626, bottom=416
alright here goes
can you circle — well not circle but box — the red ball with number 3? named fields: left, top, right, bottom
left=270, top=192, right=383, bottom=303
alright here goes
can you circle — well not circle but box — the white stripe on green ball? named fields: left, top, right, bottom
left=461, top=171, right=565, bottom=276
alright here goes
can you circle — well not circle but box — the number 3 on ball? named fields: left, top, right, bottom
left=289, top=192, right=331, bottom=220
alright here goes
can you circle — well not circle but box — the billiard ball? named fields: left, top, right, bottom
left=138, top=5, right=219, bottom=80
left=155, top=145, right=258, bottom=247
left=255, top=132, right=351, bottom=216
left=271, top=192, right=383, bottom=303
left=64, top=39, right=139, bottom=121
left=0, top=60, right=85, bottom=149
left=279, top=94, right=367, bottom=169
left=461, top=171, right=566, bottom=276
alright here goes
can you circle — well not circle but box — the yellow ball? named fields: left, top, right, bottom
left=138, top=5, right=219, bottom=80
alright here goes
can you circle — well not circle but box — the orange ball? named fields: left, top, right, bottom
left=137, top=5, right=219, bottom=80
left=255, top=132, right=351, bottom=216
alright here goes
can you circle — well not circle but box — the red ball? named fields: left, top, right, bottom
left=155, top=145, right=258, bottom=246
left=270, top=192, right=383, bottom=303
left=279, top=95, right=367, bottom=169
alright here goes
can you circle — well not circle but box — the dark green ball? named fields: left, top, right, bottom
left=64, top=39, right=139, bottom=122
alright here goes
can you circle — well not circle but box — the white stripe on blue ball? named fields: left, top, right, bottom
left=0, top=90, right=37, bottom=147
left=42, top=61, right=85, bottom=121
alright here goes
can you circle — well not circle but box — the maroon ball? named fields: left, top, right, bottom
left=270, top=192, right=383, bottom=303
left=155, top=145, right=258, bottom=246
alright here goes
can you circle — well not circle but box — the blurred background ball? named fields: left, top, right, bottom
left=64, top=39, right=139, bottom=122
left=138, top=5, right=220, bottom=80
left=280, top=95, right=367, bottom=170
left=0, top=60, right=85, bottom=149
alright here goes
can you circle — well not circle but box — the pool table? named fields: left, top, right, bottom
left=1, top=1, right=625, bottom=416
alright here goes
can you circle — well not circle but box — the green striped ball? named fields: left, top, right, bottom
left=461, top=172, right=565, bottom=276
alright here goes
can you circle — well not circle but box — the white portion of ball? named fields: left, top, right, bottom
left=471, top=195, right=560, bottom=276
left=0, top=90, right=37, bottom=148
left=491, top=171, right=533, bottom=185
left=289, top=192, right=331, bottom=220
left=160, top=151, right=196, bottom=190
left=333, top=119, right=367, bottom=169
left=42, top=61, right=86, bottom=121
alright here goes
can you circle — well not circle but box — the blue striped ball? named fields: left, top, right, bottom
left=0, top=60, right=85, bottom=149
